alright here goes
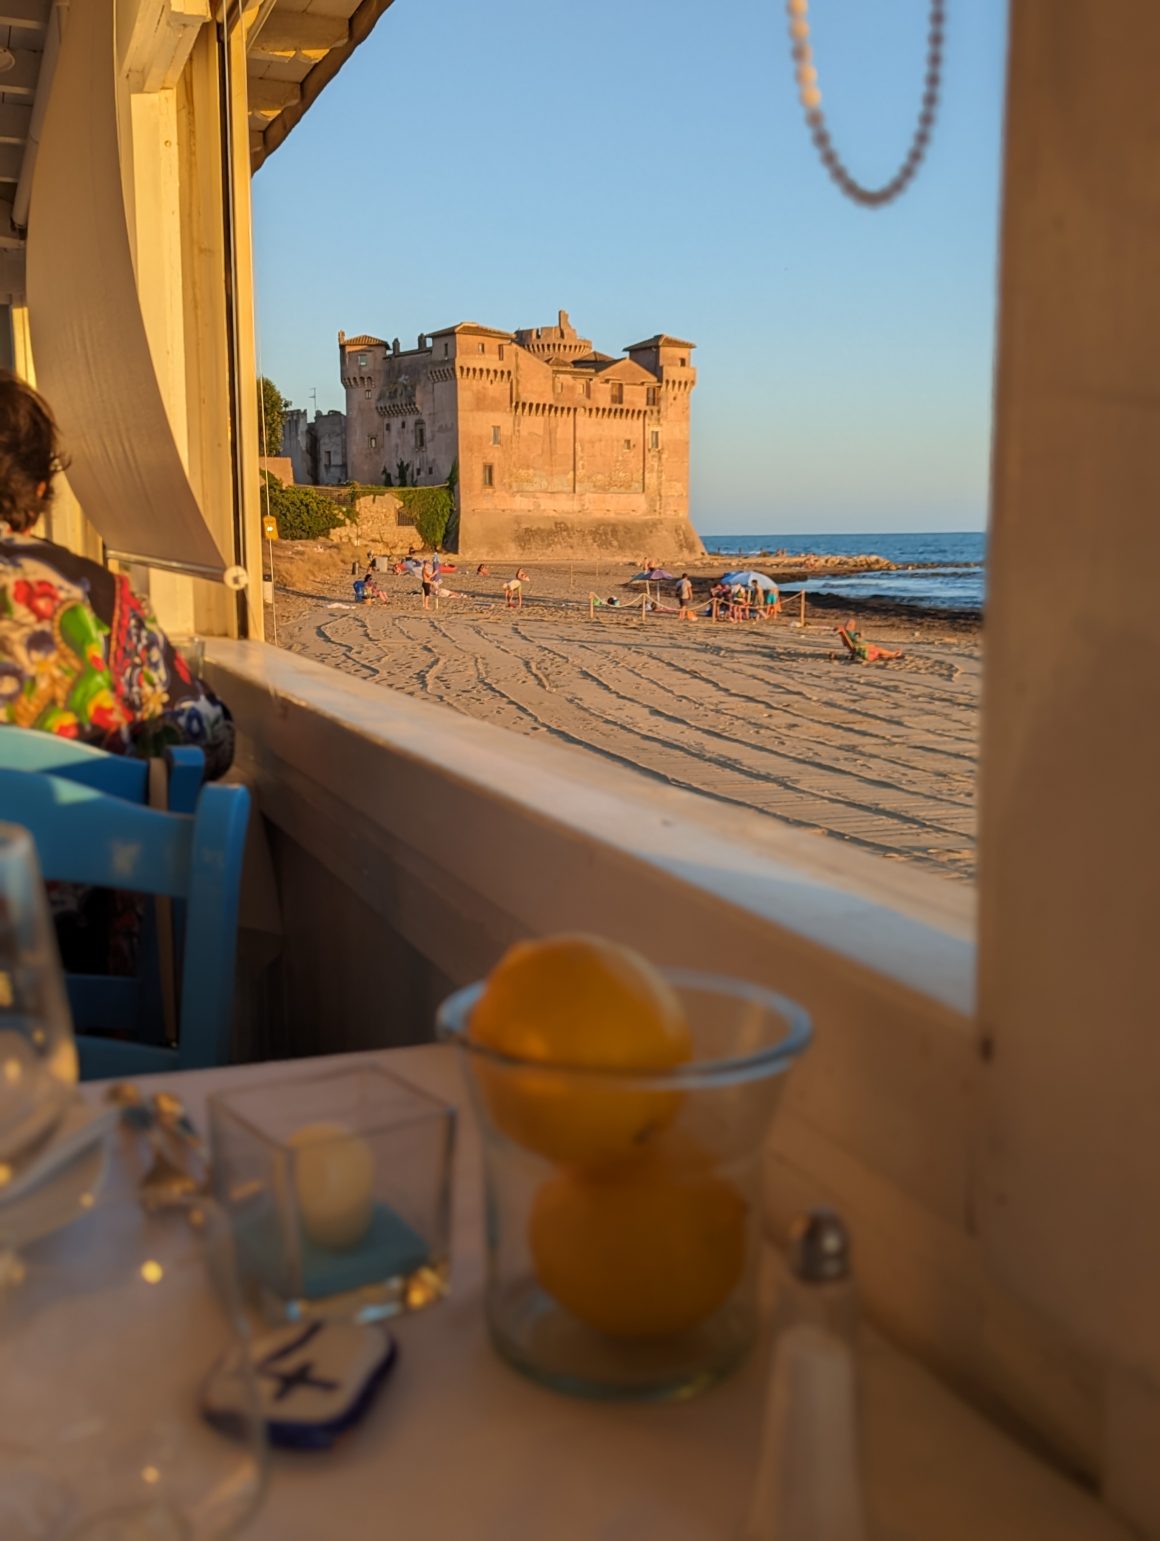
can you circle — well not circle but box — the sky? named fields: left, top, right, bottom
left=252, top=0, right=1008, bottom=535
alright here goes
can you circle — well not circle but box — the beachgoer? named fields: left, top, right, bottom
left=476, top=563, right=490, bottom=576
left=0, top=371, right=234, bottom=971
left=676, top=572, right=694, bottom=621
left=836, top=623, right=904, bottom=664
left=730, top=583, right=749, bottom=622
left=515, top=566, right=529, bottom=582
left=503, top=577, right=523, bottom=610
left=762, top=585, right=781, bottom=620
left=421, top=557, right=434, bottom=610
left=353, top=579, right=367, bottom=604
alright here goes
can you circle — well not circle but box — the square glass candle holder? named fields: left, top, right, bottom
left=209, top=1065, right=455, bottom=1324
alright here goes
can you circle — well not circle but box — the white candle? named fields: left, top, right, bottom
left=290, top=1122, right=375, bottom=1251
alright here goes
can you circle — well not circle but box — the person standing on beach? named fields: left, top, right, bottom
left=676, top=572, right=694, bottom=621
left=421, top=556, right=434, bottom=610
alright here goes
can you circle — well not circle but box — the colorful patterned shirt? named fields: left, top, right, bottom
left=0, top=534, right=233, bottom=778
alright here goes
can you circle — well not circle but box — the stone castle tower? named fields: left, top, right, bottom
left=338, top=311, right=703, bottom=559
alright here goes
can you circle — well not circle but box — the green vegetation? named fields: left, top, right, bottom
left=340, top=482, right=457, bottom=551
left=258, top=376, right=290, bottom=455
left=395, top=486, right=455, bottom=550
left=260, top=472, right=347, bottom=541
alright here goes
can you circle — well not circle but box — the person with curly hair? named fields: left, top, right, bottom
left=0, top=370, right=234, bottom=971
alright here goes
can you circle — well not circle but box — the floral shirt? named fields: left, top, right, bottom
left=0, top=534, right=233, bottom=778
left=1, top=534, right=235, bottom=976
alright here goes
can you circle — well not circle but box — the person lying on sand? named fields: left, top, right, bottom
left=836, top=624, right=904, bottom=663
left=477, top=563, right=490, bottom=576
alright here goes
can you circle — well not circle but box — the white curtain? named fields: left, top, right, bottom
left=26, top=0, right=230, bottom=577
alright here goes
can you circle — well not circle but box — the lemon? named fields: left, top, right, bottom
left=468, top=934, right=691, bottom=1165
left=529, top=1152, right=748, bottom=1338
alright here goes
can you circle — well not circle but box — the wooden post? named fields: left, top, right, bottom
left=589, top=592, right=595, bottom=620
left=800, top=590, right=806, bottom=627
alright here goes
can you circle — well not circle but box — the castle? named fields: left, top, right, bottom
left=338, top=311, right=704, bottom=559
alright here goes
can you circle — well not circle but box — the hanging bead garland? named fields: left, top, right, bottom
left=787, top=0, right=946, bottom=208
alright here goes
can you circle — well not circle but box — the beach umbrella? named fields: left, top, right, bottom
left=721, top=569, right=777, bottom=590
left=631, top=568, right=677, bottom=582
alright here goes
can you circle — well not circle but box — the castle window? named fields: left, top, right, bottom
left=324, top=450, right=332, bottom=467
left=358, top=353, right=368, bottom=368
left=483, top=463, right=494, bottom=488
left=491, top=425, right=501, bottom=445
left=416, top=422, right=426, bottom=449
left=443, top=342, right=449, bottom=357
left=650, top=430, right=660, bottom=450
left=584, top=381, right=591, bottom=399
left=679, top=356, right=687, bottom=367
left=646, top=386, right=658, bottom=407
left=499, top=345, right=506, bottom=360
left=623, top=438, right=632, bottom=450
left=365, top=389, right=372, bottom=398
left=369, top=435, right=377, bottom=449
left=610, top=384, right=624, bottom=405
left=478, top=342, right=486, bottom=354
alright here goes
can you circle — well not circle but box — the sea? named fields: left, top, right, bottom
left=701, top=531, right=986, bottom=613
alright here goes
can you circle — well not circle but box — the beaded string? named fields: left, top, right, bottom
left=788, top=0, right=945, bottom=208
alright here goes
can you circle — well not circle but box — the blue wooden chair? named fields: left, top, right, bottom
left=0, top=767, right=251, bottom=1078
left=0, top=730, right=205, bottom=813
left=0, top=731, right=208, bottom=1047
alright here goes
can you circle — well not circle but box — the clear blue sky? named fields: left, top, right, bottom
left=252, top=0, right=1008, bottom=535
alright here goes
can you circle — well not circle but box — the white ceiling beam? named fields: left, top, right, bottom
left=249, top=12, right=347, bottom=60
left=247, top=75, right=300, bottom=115
left=119, top=0, right=210, bottom=92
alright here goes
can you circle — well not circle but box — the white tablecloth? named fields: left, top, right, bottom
left=83, top=1048, right=1124, bottom=1541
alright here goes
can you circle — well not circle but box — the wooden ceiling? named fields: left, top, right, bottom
left=246, top=0, right=397, bottom=170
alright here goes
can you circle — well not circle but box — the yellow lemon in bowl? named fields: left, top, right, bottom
left=467, top=934, right=691, bottom=1166
left=529, top=1151, right=748, bottom=1339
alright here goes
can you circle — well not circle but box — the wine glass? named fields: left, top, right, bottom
left=0, top=823, right=77, bottom=1167
left=0, top=1195, right=267, bottom=1539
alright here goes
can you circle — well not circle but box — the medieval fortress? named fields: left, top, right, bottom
left=286, top=311, right=704, bottom=560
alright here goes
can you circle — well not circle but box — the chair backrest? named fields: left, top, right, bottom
left=0, top=728, right=205, bottom=813
left=0, top=768, right=250, bottom=1072
left=0, top=727, right=148, bottom=800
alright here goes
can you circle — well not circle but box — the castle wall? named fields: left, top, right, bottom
left=456, top=508, right=704, bottom=563
left=339, top=317, right=700, bottom=555
left=314, top=411, right=347, bottom=484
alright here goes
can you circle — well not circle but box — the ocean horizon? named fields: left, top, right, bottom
left=697, top=530, right=986, bottom=612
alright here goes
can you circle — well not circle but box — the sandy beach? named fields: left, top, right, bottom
left=267, top=546, right=981, bottom=882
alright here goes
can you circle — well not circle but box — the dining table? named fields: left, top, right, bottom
left=74, top=1045, right=1124, bottom=1541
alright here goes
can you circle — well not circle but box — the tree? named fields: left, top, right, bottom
left=258, top=377, right=289, bottom=455
left=395, top=459, right=411, bottom=487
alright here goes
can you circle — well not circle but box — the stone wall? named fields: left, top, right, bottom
left=259, top=454, right=295, bottom=485
left=317, top=489, right=424, bottom=555
left=456, top=509, right=704, bottom=563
